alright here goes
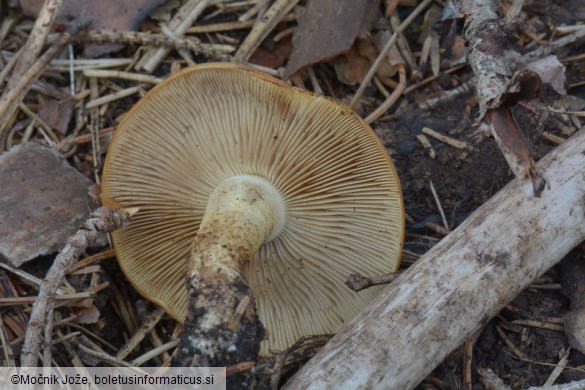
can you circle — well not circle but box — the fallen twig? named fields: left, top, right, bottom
left=136, top=0, right=214, bottom=73
left=85, top=85, right=146, bottom=110
left=543, top=347, right=570, bottom=386
left=404, top=63, right=467, bottom=95
left=82, top=69, right=163, bottom=84
left=0, top=47, right=22, bottom=86
left=365, top=64, right=407, bottom=124
left=20, top=207, right=134, bottom=367
left=76, top=343, right=135, bottom=367
left=187, top=14, right=296, bottom=34
left=422, top=126, right=473, bottom=150
left=234, top=0, right=300, bottom=62
left=462, top=0, right=545, bottom=198
left=519, top=28, right=585, bottom=65
left=429, top=180, right=449, bottom=232
left=463, top=330, right=482, bottom=390
left=0, top=260, right=71, bottom=295
left=116, top=308, right=166, bottom=360
left=0, top=33, right=71, bottom=151
left=345, top=272, right=400, bottom=292
left=419, top=79, right=475, bottom=111
left=130, top=340, right=179, bottom=366
left=0, top=314, right=15, bottom=366
left=8, top=0, right=63, bottom=90
left=495, top=325, right=529, bottom=360
left=72, top=30, right=234, bottom=61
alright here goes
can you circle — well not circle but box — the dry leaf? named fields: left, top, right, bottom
left=495, top=55, right=566, bottom=109
left=73, top=305, right=101, bottom=324
left=523, top=55, right=567, bottom=96
left=0, top=142, right=92, bottom=266
left=284, top=0, right=379, bottom=79
left=333, top=34, right=404, bottom=86
left=564, top=95, right=585, bottom=111
left=371, top=31, right=405, bottom=71
left=333, top=46, right=371, bottom=85
left=19, top=0, right=166, bottom=56
left=249, top=36, right=293, bottom=69
left=39, top=97, right=75, bottom=135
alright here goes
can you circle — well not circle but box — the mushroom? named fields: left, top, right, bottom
left=102, top=63, right=404, bottom=360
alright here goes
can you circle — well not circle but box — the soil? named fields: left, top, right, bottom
left=374, top=42, right=585, bottom=390
left=381, top=93, right=585, bottom=388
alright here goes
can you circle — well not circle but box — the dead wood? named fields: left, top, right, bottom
left=345, top=272, right=400, bottom=292
left=72, top=30, right=233, bottom=61
left=283, top=128, right=585, bottom=389
left=234, top=0, right=300, bottom=62
left=349, top=0, right=432, bottom=109
left=0, top=0, right=64, bottom=151
left=282, top=0, right=373, bottom=80
left=9, top=0, right=62, bottom=88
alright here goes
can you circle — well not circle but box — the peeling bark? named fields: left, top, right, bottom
left=462, top=0, right=545, bottom=197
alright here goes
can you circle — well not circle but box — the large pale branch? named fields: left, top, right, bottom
left=283, top=128, right=585, bottom=389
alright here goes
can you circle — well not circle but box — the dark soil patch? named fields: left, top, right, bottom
left=375, top=74, right=585, bottom=389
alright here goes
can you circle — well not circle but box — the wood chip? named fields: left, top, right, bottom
left=422, top=127, right=473, bottom=150
left=416, top=133, right=435, bottom=159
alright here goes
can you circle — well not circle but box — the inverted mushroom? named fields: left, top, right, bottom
left=101, top=63, right=404, bottom=360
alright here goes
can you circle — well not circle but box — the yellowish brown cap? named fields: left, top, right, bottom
left=102, top=63, right=404, bottom=352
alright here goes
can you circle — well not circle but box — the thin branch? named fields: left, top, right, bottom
left=20, top=207, right=134, bottom=367
left=116, top=308, right=166, bottom=360
left=234, top=0, right=300, bottom=62
left=74, top=29, right=233, bottom=61
left=8, top=0, right=63, bottom=90
left=462, top=0, right=545, bottom=198
left=364, top=64, right=407, bottom=123
left=419, top=79, right=475, bottom=111
left=519, top=28, right=585, bottom=64
left=349, top=0, right=432, bottom=108
left=429, top=180, right=450, bottom=232
left=0, top=33, right=71, bottom=151
left=345, top=272, right=400, bottom=292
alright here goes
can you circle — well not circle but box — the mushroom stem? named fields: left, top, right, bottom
left=175, top=175, right=285, bottom=380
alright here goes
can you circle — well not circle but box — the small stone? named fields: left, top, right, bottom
left=0, top=143, right=92, bottom=266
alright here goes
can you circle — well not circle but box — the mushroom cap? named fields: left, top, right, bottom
left=102, top=63, right=404, bottom=352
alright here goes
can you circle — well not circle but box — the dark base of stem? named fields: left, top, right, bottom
left=173, top=272, right=268, bottom=389
left=175, top=318, right=265, bottom=388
